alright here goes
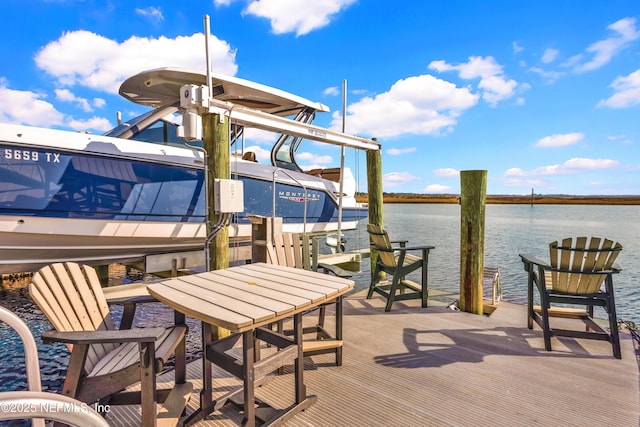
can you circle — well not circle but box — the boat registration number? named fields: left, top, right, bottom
left=4, top=149, right=60, bottom=163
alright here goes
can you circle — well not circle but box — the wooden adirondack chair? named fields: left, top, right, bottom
left=520, top=237, right=623, bottom=359
left=367, top=224, right=434, bottom=312
left=29, top=262, right=192, bottom=426
left=266, top=232, right=352, bottom=365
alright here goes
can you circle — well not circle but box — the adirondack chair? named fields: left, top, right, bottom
left=0, top=306, right=110, bottom=427
left=29, top=262, right=192, bottom=426
left=367, top=224, right=434, bottom=312
left=520, top=237, right=623, bottom=359
left=266, top=232, right=352, bottom=365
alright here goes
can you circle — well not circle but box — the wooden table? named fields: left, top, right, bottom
left=147, top=263, right=354, bottom=426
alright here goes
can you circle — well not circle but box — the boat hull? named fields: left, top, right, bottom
left=0, top=214, right=361, bottom=273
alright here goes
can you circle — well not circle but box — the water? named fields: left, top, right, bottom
left=341, top=203, right=640, bottom=324
left=1, top=203, right=639, bottom=407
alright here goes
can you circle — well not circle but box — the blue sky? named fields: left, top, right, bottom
left=1, top=1, right=639, bottom=195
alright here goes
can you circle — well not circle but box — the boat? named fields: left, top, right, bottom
left=0, top=67, right=373, bottom=274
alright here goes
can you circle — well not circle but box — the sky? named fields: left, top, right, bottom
left=1, top=0, right=639, bottom=195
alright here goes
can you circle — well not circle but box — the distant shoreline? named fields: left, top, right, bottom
left=355, top=194, right=640, bottom=205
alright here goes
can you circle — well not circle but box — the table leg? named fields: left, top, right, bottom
left=202, top=322, right=213, bottom=407
left=184, top=322, right=213, bottom=426
left=242, top=330, right=255, bottom=427
left=293, top=312, right=306, bottom=403
left=336, top=296, right=343, bottom=366
left=174, top=311, right=186, bottom=384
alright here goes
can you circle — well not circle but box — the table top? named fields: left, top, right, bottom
left=147, top=263, right=354, bottom=333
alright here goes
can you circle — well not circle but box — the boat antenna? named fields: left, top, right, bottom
left=335, top=79, right=347, bottom=252
left=204, top=14, right=213, bottom=93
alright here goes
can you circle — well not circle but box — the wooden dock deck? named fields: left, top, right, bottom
left=108, top=289, right=639, bottom=426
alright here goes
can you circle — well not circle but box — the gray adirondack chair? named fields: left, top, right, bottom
left=367, top=224, right=434, bottom=312
left=29, top=262, right=192, bottom=426
left=520, top=237, right=623, bottom=359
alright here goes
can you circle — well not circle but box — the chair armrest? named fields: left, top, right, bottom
left=0, top=391, right=109, bottom=427
left=41, top=327, right=166, bottom=345
left=317, top=262, right=353, bottom=278
left=391, top=245, right=435, bottom=252
left=390, top=240, right=409, bottom=245
left=519, top=253, right=550, bottom=269
left=103, top=283, right=156, bottom=305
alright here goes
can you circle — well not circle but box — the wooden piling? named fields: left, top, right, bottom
left=203, top=112, right=230, bottom=338
left=366, top=145, right=384, bottom=278
left=203, top=112, right=230, bottom=271
left=459, top=170, right=487, bottom=315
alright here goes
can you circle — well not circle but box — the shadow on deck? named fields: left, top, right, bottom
left=108, top=289, right=640, bottom=426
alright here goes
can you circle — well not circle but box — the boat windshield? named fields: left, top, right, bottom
left=270, top=107, right=317, bottom=172
left=103, top=106, right=194, bottom=146
left=105, top=105, right=317, bottom=172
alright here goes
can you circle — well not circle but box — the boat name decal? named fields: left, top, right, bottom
left=278, top=191, right=321, bottom=203
left=4, top=149, right=60, bottom=163
left=308, top=129, right=327, bottom=138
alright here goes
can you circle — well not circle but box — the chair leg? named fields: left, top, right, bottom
left=539, top=293, right=553, bottom=351
left=335, top=296, right=344, bottom=366
left=421, top=259, right=428, bottom=308
left=139, top=342, right=157, bottom=427
left=605, top=278, right=621, bottom=359
left=368, top=263, right=381, bottom=299
left=526, top=271, right=535, bottom=330
left=385, top=277, right=402, bottom=312
left=316, top=305, right=327, bottom=339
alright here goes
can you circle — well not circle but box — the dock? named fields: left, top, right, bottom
left=106, top=288, right=639, bottom=426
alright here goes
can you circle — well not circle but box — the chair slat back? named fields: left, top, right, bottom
left=267, top=233, right=313, bottom=271
left=29, top=262, right=117, bottom=374
left=367, top=224, right=397, bottom=268
left=549, top=237, right=622, bottom=294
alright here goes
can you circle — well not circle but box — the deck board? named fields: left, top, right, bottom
left=107, top=289, right=639, bottom=426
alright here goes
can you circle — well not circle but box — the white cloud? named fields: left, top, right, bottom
left=424, top=184, right=452, bottom=193
left=597, top=69, right=640, bottom=108
left=0, top=81, right=64, bottom=126
left=433, top=168, right=459, bottom=178
left=608, top=134, right=633, bottom=145
left=534, top=132, right=584, bottom=148
left=386, top=147, right=416, bottom=155
left=383, top=172, right=419, bottom=188
left=331, top=74, right=478, bottom=138
left=55, top=88, right=92, bottom=112
left=243, top=0, right=357, bottom=36
left=541, top=48, right=559, bottom=64
left=323, top=86, right=340, bottom=96
left=573, top=17, right=640, bottom=73
left=296, top=151, right=332, bottom=164
left=529, top=66, right=565, bottom=83
left=93, top=98, right=106, bottom=108
left=0, top=81, right=115, bottom=131
left=67, top=116, right=113, bottom=132
left=502, top=177, right=545, bottom=188
left=512, top=41, right=524, bottom=54
left=505, top=158, right=620, bottom=177
left=429, top=56, right=519, bottom=106
left=35, top=31, right=238, bottom=93
left=243, top=127, right=279, bottom=143
left=135, top=6, right=164, bottom=23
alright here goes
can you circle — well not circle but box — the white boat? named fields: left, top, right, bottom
left=0, top=68, right=375, bottom=274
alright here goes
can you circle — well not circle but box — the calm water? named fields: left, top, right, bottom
left=1, top=203, right=638, bottom=404
left=341, top=203, right=640, bottom=325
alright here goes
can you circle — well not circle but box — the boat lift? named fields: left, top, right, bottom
left=146, top=15, right=381, bottom=275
